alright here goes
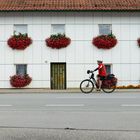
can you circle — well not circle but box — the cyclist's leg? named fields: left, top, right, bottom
left=98, top=76, right=106, bottom=91
left=96, top=75, right=101, bottom=91
left=98, top=79, right=102, bottom=90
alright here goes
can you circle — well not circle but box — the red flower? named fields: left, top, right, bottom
left=45, top=34, right=71, bottom=49
left=137, top=38, right=140, bottom=47
left=8, top=33, right=32, bottom=50
left=92, top=34, right=117, bottom=49
left=10, top=74, right=32, bottom=88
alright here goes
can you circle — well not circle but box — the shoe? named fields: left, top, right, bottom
left=96, top=89, right=101, bottom=91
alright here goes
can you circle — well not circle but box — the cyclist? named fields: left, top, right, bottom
left=94, top=60, right=107, bottom=91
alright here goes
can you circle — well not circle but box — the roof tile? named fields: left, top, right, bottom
left=0, top=0, right=139, bottom=11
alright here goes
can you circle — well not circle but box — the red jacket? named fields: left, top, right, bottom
left=98, top=63, right=107, bottom=76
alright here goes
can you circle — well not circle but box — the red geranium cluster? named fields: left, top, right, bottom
left=7, top=33, right=32, bottom=50
left=46, top=34, right=71, bottom=49
left=92, top=34, right=117, bottom=49
left=10, top=74, right=32, bottom=88
left=137, top=38, right=140, bottom=47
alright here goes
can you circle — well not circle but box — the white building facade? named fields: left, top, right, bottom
left=0, top=11, right=140, bottom=89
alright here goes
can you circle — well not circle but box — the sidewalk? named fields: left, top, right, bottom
left=0, top=88, right=140, bottom=93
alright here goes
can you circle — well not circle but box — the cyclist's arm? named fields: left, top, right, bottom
left=94, top=64, right=103, bottom=71
left=94, top=67, right=99, bottom=71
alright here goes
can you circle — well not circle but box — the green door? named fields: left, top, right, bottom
left=51, top=63, right=66, bottom=89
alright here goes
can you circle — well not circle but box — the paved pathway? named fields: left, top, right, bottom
left=0, top=88, right=140, bottom=93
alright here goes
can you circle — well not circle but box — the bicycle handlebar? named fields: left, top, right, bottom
left=87, top=70, right=94, bottom=74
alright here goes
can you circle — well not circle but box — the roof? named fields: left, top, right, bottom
left=0, top=0, right=139, bottom=11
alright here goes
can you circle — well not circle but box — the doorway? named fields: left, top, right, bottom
left=51, top=63, right=66, bottom=89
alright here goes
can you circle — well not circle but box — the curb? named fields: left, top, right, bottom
left=0, top=88, right=139, bottom=93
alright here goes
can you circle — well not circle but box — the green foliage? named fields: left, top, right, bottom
left=107, top=33, right=116, bottom=38
left=50, top=33, right=66, bottom=39
left=13, top=32, right=28, bottom=39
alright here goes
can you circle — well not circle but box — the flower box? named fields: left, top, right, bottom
left=45, top=34, right=71, bottom=49
left=10, top=74, right=32, bottom=88
left=92, top=34, right=117, bottom=49
left=137, top=38, right=140, bottom=47
left=7, top=33, right=32, bottom=50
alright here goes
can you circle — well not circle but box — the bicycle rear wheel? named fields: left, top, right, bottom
left=102, top=85, right=116, bottom=93
left=80, top=79, right=94, bottom=93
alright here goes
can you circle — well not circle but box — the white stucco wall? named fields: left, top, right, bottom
left=0, top=12, right=140, bottom=88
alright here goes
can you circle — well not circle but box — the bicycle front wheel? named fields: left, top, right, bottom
left=80, top=79, right=94, bottom=94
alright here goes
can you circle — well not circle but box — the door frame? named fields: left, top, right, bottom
left=50, top=62, right=67, bottom=89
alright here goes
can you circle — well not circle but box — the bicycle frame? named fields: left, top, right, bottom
left=88, top=71, right=98, bottom=88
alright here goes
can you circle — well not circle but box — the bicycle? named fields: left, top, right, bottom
left=80, top=70, right=116, bottom=93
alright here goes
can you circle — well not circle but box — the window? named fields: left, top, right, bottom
left=14, top=24, right=27, bottom=35
left=105, top=64, right=111, bottom=74
left=16, top=64, right=27, bottom=75
left=51, top=24, right=65, bottom=34
left=99, top=24, right=112, bottom=35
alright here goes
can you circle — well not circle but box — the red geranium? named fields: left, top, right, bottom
left=8, top=33, right=32, bottom=50
left=92, top=34, right=117, bottom=49
left=46, top=34, right=71, bottom=49
left=137, top=38, right=140, bottom=47
left=10, top=74, right=32, bottom=88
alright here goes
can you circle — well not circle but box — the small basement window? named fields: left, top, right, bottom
left=16, top=64, right=27, bottom=75
left=105, top=64, right=112, bottom=74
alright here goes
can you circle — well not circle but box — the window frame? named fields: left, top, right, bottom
left=98, top=24, right=112, bottom=35
left=14, top=24, right=28, bottom=35
left=16, top=64, right=27, bottom=76
left=51, top=24, right=65, bottom=34
left=105, top=64, right=112, bottom=75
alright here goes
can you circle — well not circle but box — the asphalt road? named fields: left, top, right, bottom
left=0, top=92, right=140, bottom=140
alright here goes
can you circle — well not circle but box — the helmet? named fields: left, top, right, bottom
left=97, top=60, right=103, bottom=63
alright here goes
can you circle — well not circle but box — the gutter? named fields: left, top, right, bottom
left=0, top=9, right=140, bottom=12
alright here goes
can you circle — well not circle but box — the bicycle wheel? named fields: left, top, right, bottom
left=80, top=79, right=94, bottom=93
left=102, top=85, right=116, bottom=93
